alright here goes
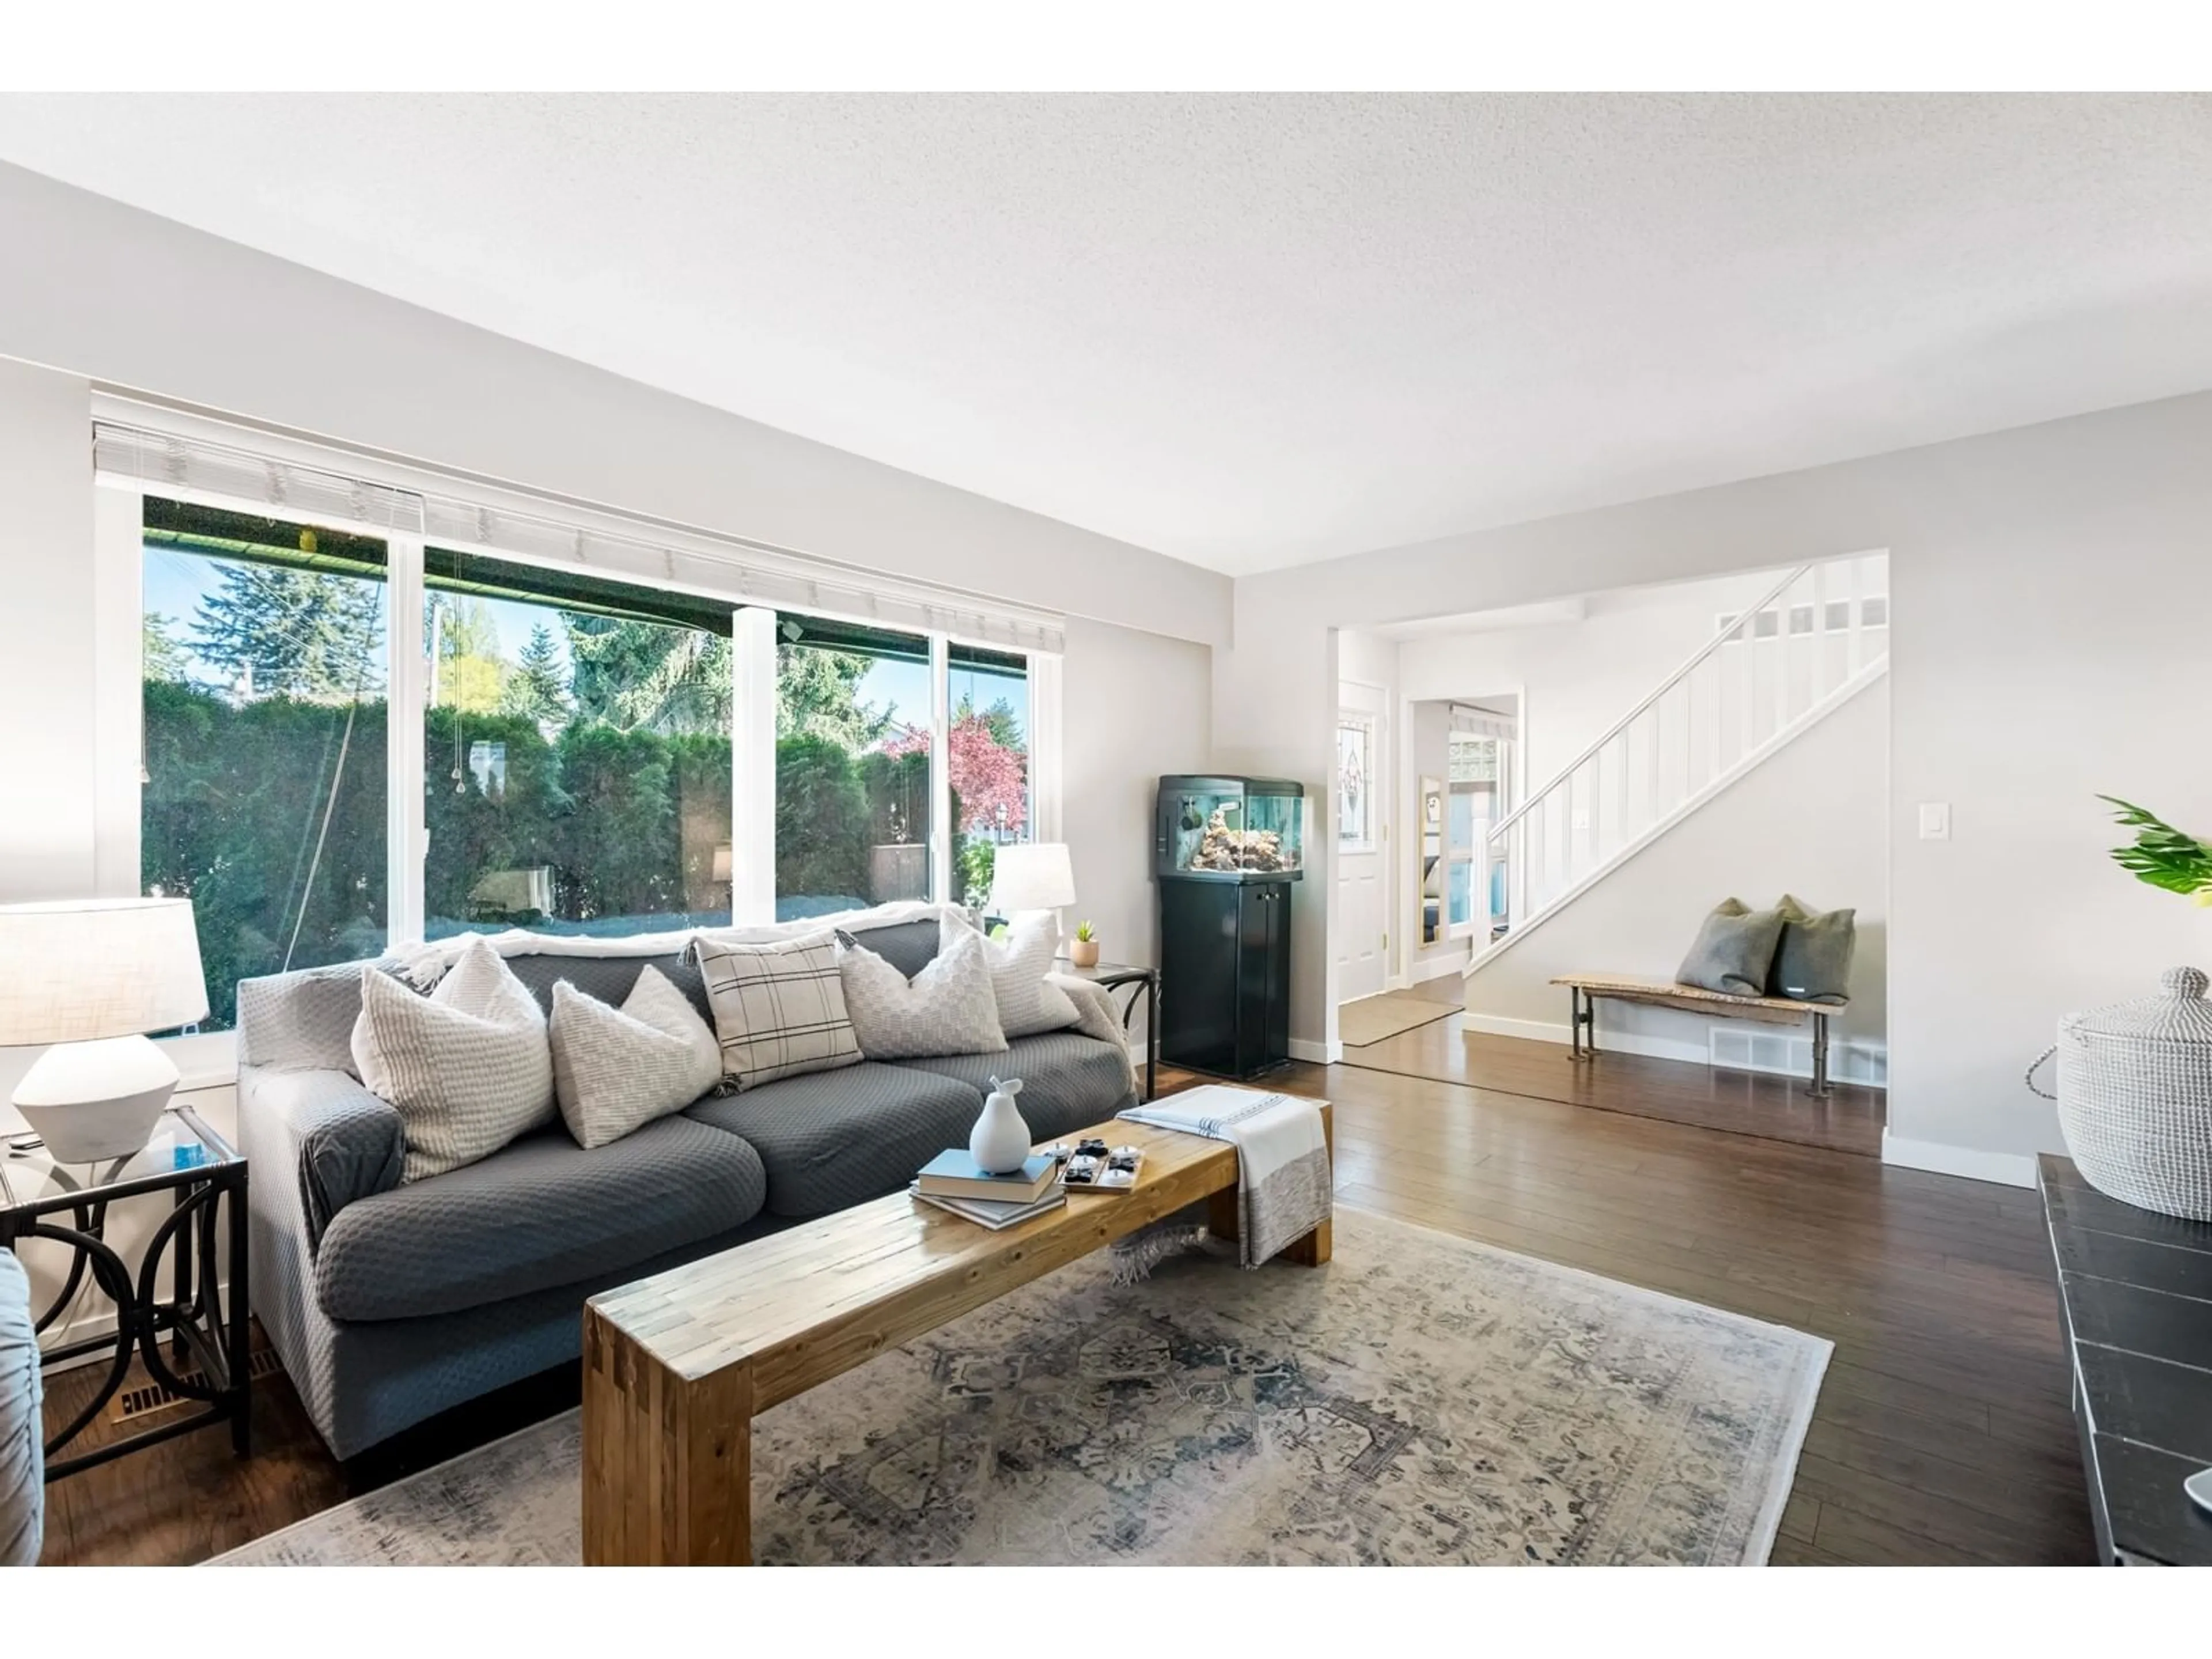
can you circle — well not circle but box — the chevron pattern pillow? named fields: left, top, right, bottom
left=690, top=931, right=863, bottom=1092
left=944, top=907, right=1080, bottom=1040
left=351, top=937, right=556, bottom=1183
left=836, top=922, right=1009, bottom=1061
left=550, top=966, right=725, bottom=1149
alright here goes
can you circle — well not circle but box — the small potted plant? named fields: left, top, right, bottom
left=1069, top=919, right=1101, bottom=968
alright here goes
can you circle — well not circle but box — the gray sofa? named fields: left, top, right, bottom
left=234, top=916, right=1135, bottom=1461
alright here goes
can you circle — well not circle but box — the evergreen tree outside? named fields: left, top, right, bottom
left=565, top=613, right=731, bottom=734
left=501, top=622, right=573, bottom=726
left=142, top=612, right=190, bottom=684
left=777, top=641, right=892, bottom=748
left=191, top=559, right=385, bottom=701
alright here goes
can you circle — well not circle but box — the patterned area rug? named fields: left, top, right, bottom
left=215, top=1209, right=1828, bottom=1566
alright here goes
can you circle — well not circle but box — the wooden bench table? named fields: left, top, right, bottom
left=579, top=1101, right=1332, bottom=1566
left=1551, top=973, right=1846, bottom=1097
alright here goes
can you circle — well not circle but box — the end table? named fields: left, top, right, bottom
left=1, top=1104, right=250, bottom=1479
left=1055, top=959, right=1160, bottom=1101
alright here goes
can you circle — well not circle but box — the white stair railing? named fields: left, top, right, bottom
left=1475, top=554, right=1888, bottom=955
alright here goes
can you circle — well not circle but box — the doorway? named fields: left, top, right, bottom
left=1334, top=686, right=1386, bottom=1005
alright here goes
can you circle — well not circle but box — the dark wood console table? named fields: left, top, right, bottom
left=2037, top=1153, right=2212, bottom=1565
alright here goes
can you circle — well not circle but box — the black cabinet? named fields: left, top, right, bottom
left=1156, top=774, right=1304, bottom=1082
left=1161, top=877, right=1294, bottom=1080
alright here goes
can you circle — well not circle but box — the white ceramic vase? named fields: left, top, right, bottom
left=969, top=1075, right=1032, bottom=1175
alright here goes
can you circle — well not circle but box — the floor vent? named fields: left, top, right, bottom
left=111, top=1347, right=284, bottom=1423
left=1709, top=1026, right=1887, bottom=1088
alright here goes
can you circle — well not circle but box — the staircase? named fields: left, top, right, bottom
left=1465, top=555, right=1888, bottom=975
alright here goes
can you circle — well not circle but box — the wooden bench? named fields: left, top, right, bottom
left=1550, top=973, right=1846, bottom=1097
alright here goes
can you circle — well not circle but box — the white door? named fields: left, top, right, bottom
left=1335, top=694, right=1386, bottom=1002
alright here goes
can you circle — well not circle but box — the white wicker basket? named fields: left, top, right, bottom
left=2028, top=965, right=2212, bottom=1221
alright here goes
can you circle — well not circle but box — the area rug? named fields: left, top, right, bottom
left=213, top=1208, right=1828, bottom=1566
left=1339, top=994, right=1459, bottom=1047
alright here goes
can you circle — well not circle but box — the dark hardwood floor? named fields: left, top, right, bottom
left=1339, top=988, right=1885, bottom=1158
left=36, top=1052, right=2090, bottom=1566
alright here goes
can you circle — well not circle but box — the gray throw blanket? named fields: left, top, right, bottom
left=1118, top=1085, right=1331, bottom=1268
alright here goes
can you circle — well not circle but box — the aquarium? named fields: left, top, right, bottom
left=1155, top=776, right=1305, bottom=880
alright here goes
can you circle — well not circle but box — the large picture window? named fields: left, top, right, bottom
left=422, top=550, right=736, bottom=939
left=119, top=454, right=1056, bottom=1033
left=945, top=645, right=1031, bottom=907
left=774, top=616, right=933, bottom=920
left=140, top=497, right=389, bottom=1028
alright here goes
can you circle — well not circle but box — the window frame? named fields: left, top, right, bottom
left=111, top=482, right=1060, bottom=990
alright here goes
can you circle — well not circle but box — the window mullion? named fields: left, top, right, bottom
left=386, top=533, right=427, bottom=948
left=732, top=607, right=778, bottom=925
left=930, top=633, right=952, bottom=906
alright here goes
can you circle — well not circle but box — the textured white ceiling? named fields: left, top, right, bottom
left=3, top=92, right=2209, bottom=575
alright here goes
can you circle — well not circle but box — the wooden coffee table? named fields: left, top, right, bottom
left=579, top=1100, right=1333, bottom=1566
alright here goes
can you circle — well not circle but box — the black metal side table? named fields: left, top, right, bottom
left=1, top=1105, right=250, bottom=1479
left=1055, top=959, right=1161, bottom=1101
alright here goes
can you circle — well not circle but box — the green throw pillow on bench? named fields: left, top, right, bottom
left=1675, top=899, right=1785, bottom=998
left=1770, top=894, right=1855, bottom=1005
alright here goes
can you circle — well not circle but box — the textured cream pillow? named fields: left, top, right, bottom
left=550, top=966, right=724, bottom=1150
left=944, top=907, right=1080, bottom=1039
left=837, top=923, right=1009, bottom=1060
left=351, top=937, right=556, bottom=1183
left=689, top=931, right=863, bottom=1092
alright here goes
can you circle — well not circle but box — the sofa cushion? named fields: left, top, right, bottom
left=684, top=1062, right=985, bottom=1218
left=842, top=917, right=940, bottom=979
left=950, top=908, right=1080, bottom=1039
left=504, top=950, right=714, bottom=1025
left=690, top=931, right=865, bottom=1092
left=353, top=940, right=559, bottom=1183
left=837, top=923, right=1007, bottom=1061
left=550, top=968, right=723, bottom=1149
left=892, top=1031, right=1137, bottom=1144
left=313, top=1115, right=767, bottom=1323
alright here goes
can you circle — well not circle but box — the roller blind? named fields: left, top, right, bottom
left=94, top=420, right=1066, bottom=656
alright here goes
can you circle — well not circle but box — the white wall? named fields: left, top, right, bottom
left=0, top=357, right=97, bottom=900
left=1224, top=389, right=2212, bottom=1183
left=1060, top=614, right=1213, bottom=989
left=1464, top=674, right=1888, bottom=1056
left=0, top=162, right=1229, bottom=647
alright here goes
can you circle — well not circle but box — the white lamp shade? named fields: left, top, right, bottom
left=0, top=897, right=209, bottom=1045
left=991, top=843, right=1077, bottom=912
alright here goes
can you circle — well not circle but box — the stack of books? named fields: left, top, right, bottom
left=911, top=1148, right=1065, bottom=1230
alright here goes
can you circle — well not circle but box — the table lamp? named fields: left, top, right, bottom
left=0, top=897, right=208, bottom=1162
left=990, top=843, right=1076, bottom=918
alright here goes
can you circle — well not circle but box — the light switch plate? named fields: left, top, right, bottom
left=1918, top=802, right=1951, bottom=840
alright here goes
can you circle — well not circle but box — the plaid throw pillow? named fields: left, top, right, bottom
left=689, top=931, right=862, bottom=1092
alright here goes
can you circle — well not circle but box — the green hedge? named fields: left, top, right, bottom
left=146, top=684, right=940, bottom=1027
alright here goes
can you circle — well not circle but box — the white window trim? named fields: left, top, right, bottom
left=100, top=448, right=1063, bottom=974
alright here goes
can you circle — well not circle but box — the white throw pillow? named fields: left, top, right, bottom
left=351, top=937, right=556, bottom=1183
left=945, top=907, right=1080, bottom=1039
left=689, top=931, right=863, bottom=1092
left=549, top=966, right=724, bottom=1150
left=837, top=923, right=1009, bottom=1060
